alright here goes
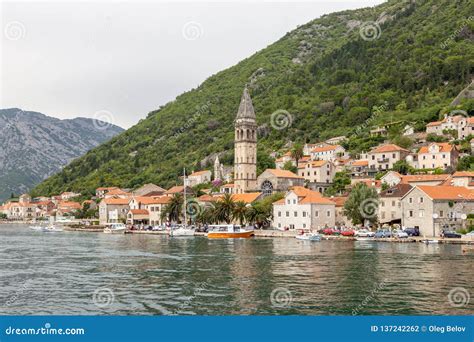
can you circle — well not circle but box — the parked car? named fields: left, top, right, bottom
left=354, top=229, right=375, bottom=237
left=374, top=229, right=392, bottom=238
left=393, top=229, right=408, bottom=238
left=322, top=228, right=335, bottom=235
left=403, top=227, right=420, bottom=237
left=341, top=229, right=355, bottom=237
left=441, top=230, right=461, bottom=238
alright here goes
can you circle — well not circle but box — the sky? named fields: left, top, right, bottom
left=1, top=0, right=385, bottom=129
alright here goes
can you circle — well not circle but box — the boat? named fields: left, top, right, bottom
left=43, top=225, right=64, bottom=232
left=171, top=226, right=195, bottom=236
left=295, top=231, right=321, bottom=241
left=169, top=168, right=195, bottom=237
left=421, top=239, right=439, bottom=244
left=103, top=223, right=127, bottom=234
left=207, top=224, right=254, bottom=239
left=29, top=225, right=46, bottom=231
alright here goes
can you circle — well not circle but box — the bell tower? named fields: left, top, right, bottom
left=234, top=87, right=257, bottom=194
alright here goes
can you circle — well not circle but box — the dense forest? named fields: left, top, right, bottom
left=31, top=0, right=474, bottom=197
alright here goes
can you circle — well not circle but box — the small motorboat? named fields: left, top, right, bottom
left=295, top=230, right=321, bottom=241
left=170, top=225, right=195, bottom=237
left=421, top=239, right=439, bottom=244
left=43, top=225, right=64, bottom=232
left=29, top=225, right=46, bottom=231
left=207, top=224, right=254, bottom=239
left=103, top=223, right=127, bottom=234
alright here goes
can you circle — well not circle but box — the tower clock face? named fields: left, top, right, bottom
left=261, top=180, right=273, bottom=195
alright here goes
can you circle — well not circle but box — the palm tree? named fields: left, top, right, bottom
left=232, top=201, right=248, bottom=226
left=196, top=206, right=214, bottom=225
left=290, top=143, right=304, bottom=169
left=246, top=202, right=273, bottom=229
left=212, top=193, right=235, bottom=224
left=162, top=193, right=183, bottom=223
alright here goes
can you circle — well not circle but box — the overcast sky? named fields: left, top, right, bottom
left=1, top=0, right=384, bottom=129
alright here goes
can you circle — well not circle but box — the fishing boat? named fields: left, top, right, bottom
left=103, top=223, right=127, bottom=234
left=295, top=231, right=321, bottom=241
left=421, top=239, right=439, bottom=244
left=207, top=224, right=254, bottom=239
left=29, top=225, right=46, bottom=231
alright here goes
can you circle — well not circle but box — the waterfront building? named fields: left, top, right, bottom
left=272, top=186, right=335, bottom=231
left=331, top=196, right=351, bottom=228
left=378, top=183, right=412, bottom=225
left=220, top=183, right=235, bottom=194
left=367, top=144, right=410, bottom=172
left=426, top=114, right=474, bottom=139
left=99, top=198, right=130, bottom=224
left=256, top=169, right=304, bottom=195
left=417, top=143, right=458, bottom=170
left=401, top=186, right=474, bottom=237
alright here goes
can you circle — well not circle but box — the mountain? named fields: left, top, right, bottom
left=32, top=0, right=474, bottom=197
left=0, top=108, right=123, bottom=201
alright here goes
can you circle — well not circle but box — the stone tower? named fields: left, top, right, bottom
left=234, top=87, right=257, bottom=194
left=214, top=155, right=221, bottom=181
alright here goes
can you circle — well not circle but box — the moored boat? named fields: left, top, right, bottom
left=104, top=223, right=127, bottom=234
left=207, top=224, right=254, bottom=239
left=170, top=225, right=195, bottom=237
left=43, top=225, right=64, bottom=232
left=295, top=231, right=321, bottom=241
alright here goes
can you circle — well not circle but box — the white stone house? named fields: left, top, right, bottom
left=310, top=144, right=346, bottom=162
left=368, top=144, right=410, bottom=171
left=99, top=198, right=130, bottom=224
left=187, top=170, right=212, bottom=187
left=378, top=183, right=412, bottom=225
left=272, top=186, right=335, bottom=231
left=417, top=143, right=458, bottom=170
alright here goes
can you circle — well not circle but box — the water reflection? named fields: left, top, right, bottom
left=0, top=225, right=472, bottom=315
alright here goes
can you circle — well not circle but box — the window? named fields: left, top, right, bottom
left=303, top=224, right=306, bottom=228
left=419, top=197, right=424, bottom=203
left=381, top=201, right=385, bottom=207
left=315, top=211, right=319, bottom=217
left=439, top=210, right=444, bottom=217
left=408, top=210, right=414, bottom=217
left=409, top=197, right=413, bottom=204
left=294, top=211, right=298, bottom=217
left=326, top=211, right=331, bottom=217
left=286, top=211, right=289, bottom=217
left=381, top=212, right=385, bottom=219
left=287, top=200, right=290, bottom=204
left=391, top=200, right=395, bottom=207
left=278, top=211, right=281, bottom=217
left=293, top=199, right=296, bottom=204
left=419, top=210, right=424, bottom=218
left=278, top=223, right=281, bottom=228
left=303, top=212, right=307, bottom=217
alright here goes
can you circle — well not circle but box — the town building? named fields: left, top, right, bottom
left=378, top=183, right=412, bottom=225
left=298, top=160, right=336, bottom=193
left=132, top=183, right=166, bottom=197
left=272, top=187, right=335, bottom=231
left=256, top=169, right=305, bottom=195
left=401, top=186, right=474, bottom=237
left=234, top=87, right=257, bottom=194
left=187, top=170, right=212, bottom=187
left=349, top=160, right=369, bottom=178
left=450, top=171, right=474, bottom=189
left=99, top=198, right=130, bottom=224
left=310, top=144, right=346, bottom=162
left=426, top=114, right=474, bottom=139
left=418, top=143, right=458, bottom=170
left=331, top=196, right=351, bottom=228
left=367, top=144, right=410, bottom=172
left=96, top=187, right=120, bottom=199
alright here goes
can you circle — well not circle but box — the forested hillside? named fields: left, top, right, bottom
left=32, top=0, right=474, bottom=197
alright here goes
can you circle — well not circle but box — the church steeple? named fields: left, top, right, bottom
left=234, top=87, right=257, bottom=194
left=236, top=86, right=256, bottom=120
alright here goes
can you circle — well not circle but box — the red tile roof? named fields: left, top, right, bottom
left=419, top=143, right=454, bottom=154
left=370, top=144, right=409, bottom=153
left=266, top=169, right=304, bottom=179
left=417, top=186, right=474, bottom=201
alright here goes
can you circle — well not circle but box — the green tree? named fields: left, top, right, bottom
left=162, top=193, right=183, bottom=223
left=343, top=183, right=379, bottom=226
left=325, top=171, right=351, bottom=196
left=282, top=160, right=297, bottom=174
left=457, top=156, right=474, bottom=171
left=290, top=143, right=304, bottom=169
left=232, top=201, right=248, bottom=226
left=212, top=193, right=235, bottom=224
left=392, top=160, right=413, bottom=175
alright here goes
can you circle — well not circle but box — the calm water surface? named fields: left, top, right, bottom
left=0, top=224, right=472, bottom=315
